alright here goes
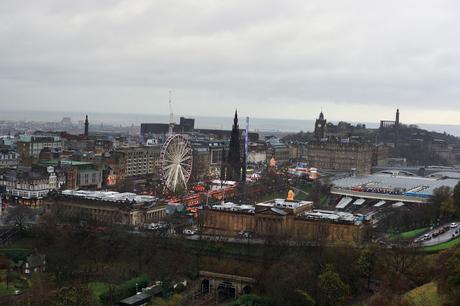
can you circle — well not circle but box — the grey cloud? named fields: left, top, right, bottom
left=0, top=0, right=460, bottom=123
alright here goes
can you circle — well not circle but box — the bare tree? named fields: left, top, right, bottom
left=5, top=204, right=36, bottom=230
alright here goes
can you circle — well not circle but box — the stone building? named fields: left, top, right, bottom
left=306, top=141, right=376, bottom=174
left=248, top=142, right=267, bottom=165
left=372, top=144, right=390, bottom=167
left=199, top=199, right=363, bottom=244
left=37, top=160, right=102, bottom=190
left=288, top=143, right=306, bottom=161
left=209, top=140, right=228, bottom=177
left=0, top=149, right=20, bottom=168
left=19, top=254, right=46, bottom=276
left=61, top=161, right=103, bottom=190
left=265, top=137, right=290, bottom=165
left=94, top=139, right=114, bottom=155
left=44, top=191, right=166, bottom=226
left=0, top=166, right=58, bottom=207
left=114, top=145, right=161, bottom=178
left=379, top=109, right=401, bottom=152
left=380, top=109, right=400, bottom=129
left=428, top=139, right=456, bottom=164
left=314, top=111, right=327, bottom=139
left=191, top=141, right=210, bottom=180
left=16, top=135, right=63, bottom=164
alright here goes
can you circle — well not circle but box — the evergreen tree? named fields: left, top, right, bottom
left=318, top=264, right=349, bottom=306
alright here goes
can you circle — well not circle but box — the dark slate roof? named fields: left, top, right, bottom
left=270, top=208, right=288, bottom=215
left=119, top=292, right=152, bottom=306
left=26, top=254, right=46, bottom=268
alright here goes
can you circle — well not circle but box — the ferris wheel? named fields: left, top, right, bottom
left=159, top=134, right=193, bottom=192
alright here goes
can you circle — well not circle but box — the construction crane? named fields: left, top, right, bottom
left=168, top=90, right=174, bottom=135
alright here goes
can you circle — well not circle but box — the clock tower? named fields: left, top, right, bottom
left=314, top=111, right=327, bottom=139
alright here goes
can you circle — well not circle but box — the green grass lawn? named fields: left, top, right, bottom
left=7, top=238, right=35, bottom=249
left=88, top=282, right=111, bottom=298
left=404, top=282, right=443, bottom=306
left=389, top=227, right=430, bottom=241
left=0, top=270, right=27, bottom=296
left=424, top=235, right=460, bottom=253
left=0, top=248, right=32, bottom=262
left=0, top=282, right=15, bottom=295
left=295, top=192, right=309, bottom=201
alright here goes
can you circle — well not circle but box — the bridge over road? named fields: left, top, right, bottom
left=198, top=271, right=255, bottom=301
left=330, top=188, right=428, bottom=204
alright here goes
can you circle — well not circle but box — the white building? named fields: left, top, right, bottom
left=0, top=149, right=20, bottom=168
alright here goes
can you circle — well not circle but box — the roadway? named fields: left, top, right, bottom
left=186, top=234, right=265, bottom=245
left=414, top=223, right=459, bottom=247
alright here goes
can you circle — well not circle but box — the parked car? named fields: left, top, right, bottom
left=183, top=229, right=196, bottom=235
left=239, top=231, right=252, bottom=239
left=450, top=222, right=458, bottom=229
left=144, top=222, right=169, bottom=231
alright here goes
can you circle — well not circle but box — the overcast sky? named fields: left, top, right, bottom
left=1, top=0, right=460, bottom=124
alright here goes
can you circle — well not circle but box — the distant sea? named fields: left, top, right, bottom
left=2, top=110, right=460, bottom=136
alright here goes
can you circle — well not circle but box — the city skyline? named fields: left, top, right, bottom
left=3, top=108, right=460, bottom=137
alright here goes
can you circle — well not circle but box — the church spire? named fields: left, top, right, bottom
left=84, top=115, right=89, bottom=136
left=233, top=109, right=239, bottom=128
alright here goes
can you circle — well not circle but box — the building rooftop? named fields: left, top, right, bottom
left=427, top=172, right=460, bottom=179
left=210, top=199, right=313, bottom=215
left=119, top=292, right=152, bottom=306
left=18, top=135, right=61, bottom=142
left=61, top=190, right=157, bottom=204
left=332, top=173, right=459, bottom=199
left=258, top=198, right=313, bottom=209
left=211, top=202, right=255, bottom=213
left=302, top=209, right=361, bottom=224
left=39, top=160, right=94, bottom=167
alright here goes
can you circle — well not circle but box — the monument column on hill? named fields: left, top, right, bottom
left=395, top=109, right=401, bottom=154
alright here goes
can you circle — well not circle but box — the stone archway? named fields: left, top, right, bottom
left=217, top=281, right=236, bottom=299
left=198, top=271, right=255, bottom=299
left=242, top=285, right=251, bottom=295
left=201, top=279, right=210, bottom=294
